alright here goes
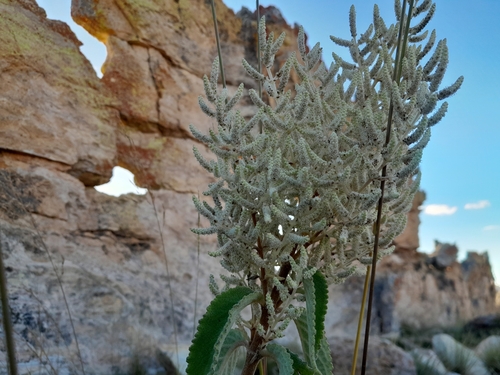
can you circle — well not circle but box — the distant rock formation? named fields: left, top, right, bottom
left=0, top=0, right=497, bottom=373
left=327, top=208, right=498, bottom=338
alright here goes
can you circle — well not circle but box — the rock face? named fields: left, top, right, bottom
left=430, top=240, right=459, bottom=269
left=0, top=0, right=116, bottom=186
left=327, top=245, right=498, bottom=338
left=330, top=336, right=416, bottom=375
left=0, top=0, right=305, bottom=373
left=326, top=190, right=497, bottom=338
left=0, top=0, right=497, bottom=373
left=393, top=190, right=425, bottom=252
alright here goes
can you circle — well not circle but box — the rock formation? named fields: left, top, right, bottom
left=327, top=229, right=498, bottom=338
left=0, top=0, right=305, bottom=373
left=0, top=0, right=497, bottom=373
left=330, top=336, right=416, bottom=375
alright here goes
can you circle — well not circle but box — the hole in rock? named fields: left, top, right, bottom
left=35, top=0, right=107, bottom=77
left=95, top=166, right=148, bottom=197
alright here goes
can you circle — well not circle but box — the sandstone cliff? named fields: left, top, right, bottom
left=0, top=0, right=497, bottom=373
left=0, top=0, right=304, bottom=372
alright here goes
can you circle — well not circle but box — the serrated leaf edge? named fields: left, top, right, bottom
left=186, top=286, right=259, bottom=375
left=311, top=271, right=329, bottom=352
left=216, top=329, right=247, bottom=375
left=315, top=337, right=334, bottom=375
left=266, top=343, right=294, bottom=375
left=287, top=349, right=315, bottom=375
left=209, top=291, right=261, bottom=375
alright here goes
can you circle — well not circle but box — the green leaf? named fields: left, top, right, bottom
left=287, top=350, right=315, bottom=375
left=294, top=269, right=330, bottom=374
left=311, top=271, right=328, bottom=352
left=294, top=311, right=315, bottom=367
left=186, top=286, right=260, bottom=375
left=266, top=343, right=294, bottom=375
left=315, top=337, right=334, bottom=375
left=215, top=329, right=246, bottom=375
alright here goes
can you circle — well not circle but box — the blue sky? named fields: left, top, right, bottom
left=36, top=0, right=500, bottom=283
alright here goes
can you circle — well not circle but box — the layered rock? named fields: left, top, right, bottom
left=0, top=0, right=117, bottom=186
left=393, top=190, right=425, bottom=252
left=0, top=0, right=307, bottom=373
left=0, top=0, right=497, bottom=373
left=327, top=244, right=498, bottom=338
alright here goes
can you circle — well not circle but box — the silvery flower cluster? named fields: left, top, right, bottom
left=191, top=0, right=462, bottom=295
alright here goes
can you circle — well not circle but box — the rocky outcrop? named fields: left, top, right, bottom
left=330, top=336, right=416, bottom=375
left=327, top=245, right=498, bottom=338
left=0, top=0, right=497, bottom=373
left=71, top=0, right=303, bottom=191
left=393, top=190, right=425, bottom=252
left=0, top=0, right=306, bottom=373
left=326, top=186, right=497, bottom=338
left=430, top=241, right=459, bottom=269
left=0, top=0, right=116, bottom=186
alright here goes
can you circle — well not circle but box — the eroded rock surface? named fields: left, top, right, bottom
left=0, top=0, right=497, bottom=373
left=330, top=336, right=416, bottom=375
left=0, top=0, right=306, bottom=373
left=0, top=0, right=117, bottom=186
left=327, top=246, right=498, bottom=338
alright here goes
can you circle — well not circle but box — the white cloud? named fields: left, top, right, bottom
left=464, top=200, right=491, bottom=210
left=483, top=225, right=500, bottom=231
left=423, top=204, right=458, bottom=216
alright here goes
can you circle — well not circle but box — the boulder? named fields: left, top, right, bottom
left=330, top=336, right=416, bottom=375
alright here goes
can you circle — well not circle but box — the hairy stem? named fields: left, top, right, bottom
left=242, top=301, right=270, bottom=375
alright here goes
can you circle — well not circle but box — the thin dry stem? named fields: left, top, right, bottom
left=0, top=240, right=18, bottom=375
left=210, top=0, right=226, bottom=88
left=149, top=192, right=180, bottom=369
left=360, top=2, right=414, bottom=374
left=350, top=266, right=371, bottom=375
left=192, top=192, right=201, bottom=338
left=6, top=173, right=86, bottom=375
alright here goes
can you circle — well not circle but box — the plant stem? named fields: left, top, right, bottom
left=26, top=212, right=85, bottom=374
left=210, top=0, right=226, bottom=88
left=149, top=192, right=179, bottom=369
left=256, top=0, right=263, bottom=134
left=242, top=305, right=268, bottom=375
left=360, top=1, right=414, bottom=374
left=350, top=265, right=371, bottom=375
left=193, top=192, right=201, bottom=338
left=0, top=241, right=18, bottom=375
